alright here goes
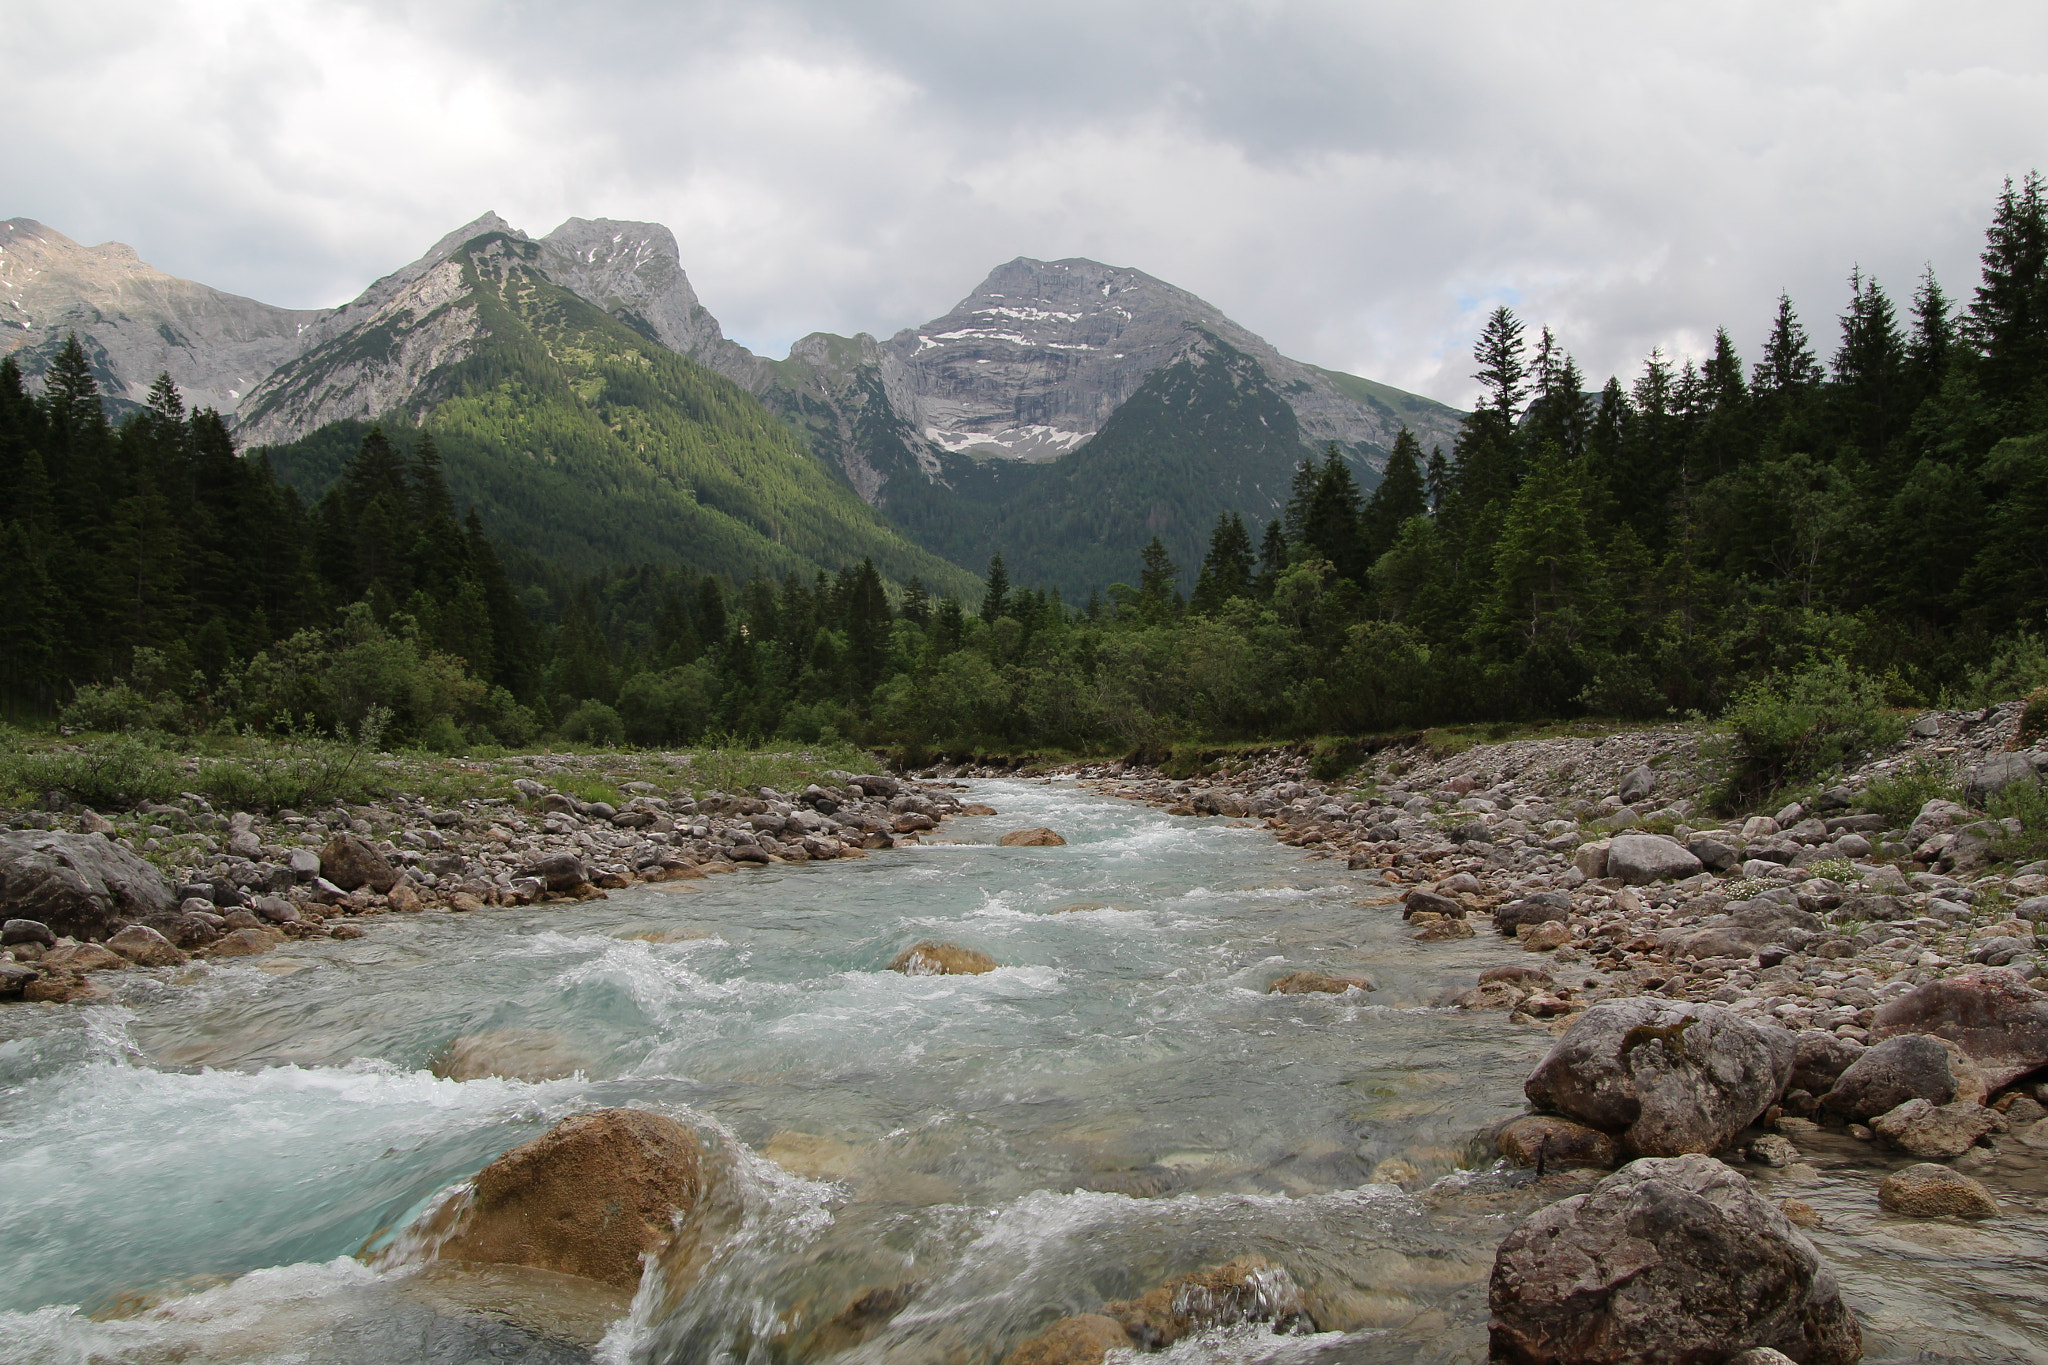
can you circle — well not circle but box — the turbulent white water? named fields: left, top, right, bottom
left=4, top=780, right=2043, bottom=1363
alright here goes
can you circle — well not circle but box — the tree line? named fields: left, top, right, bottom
left=5, top=173, right=2046, bottom=756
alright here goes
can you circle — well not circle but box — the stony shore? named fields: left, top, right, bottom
left=0, top=763, right=983, bottom=1002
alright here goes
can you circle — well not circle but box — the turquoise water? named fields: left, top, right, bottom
left=2, top=780, right=2039, bottom=1363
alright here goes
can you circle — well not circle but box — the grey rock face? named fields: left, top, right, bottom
left=1524, top=999, right=1794, bottom=1157
left=0, top=831, right=173, bottom=941
left=1488, top=1153, right=1861, bottom=1365
left=1870, top=1097, right=2003, bottom=1159
left=1, top=218, right=328, bottom=416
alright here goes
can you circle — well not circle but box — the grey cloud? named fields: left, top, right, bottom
left=9, top=0, right=2046, bottom=408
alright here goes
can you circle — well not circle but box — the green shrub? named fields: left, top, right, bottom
left=417, top=716, right=468, bottom=755
left=193, top=708, right=391, bottom=809
left=560, top=701, right=625, bottom=747
left=59, top=682, right=185, bottom=734
left=0, top=733, right=185, bottom=809
left=1715, top=659, right=1904, bottom=811
left=1857, top=758, right=1959, bottom=828
left=1987, top=779, right=2048, bottom=866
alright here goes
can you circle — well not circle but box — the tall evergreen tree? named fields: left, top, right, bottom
left=1191, top=511, right=1256, bottom=612
left=980, top=552, right=1011, bottom=623
left=1362, top=428, right=1428, bottom=560
left=1965, top=170, right=2048, bottom=408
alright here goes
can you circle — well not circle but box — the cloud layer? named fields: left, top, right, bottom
left=10, top=0, right=2045, bottom=405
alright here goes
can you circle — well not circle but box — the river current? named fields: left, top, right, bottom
left=3, top=780, right=2044, bottom=1363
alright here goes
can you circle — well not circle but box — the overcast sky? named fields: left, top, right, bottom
left=10, top=1, right=2046, bottom=406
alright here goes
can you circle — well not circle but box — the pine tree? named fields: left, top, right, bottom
left=1965, top=171, right=2048, bottom=407
left=1906, top=265, right=1957, bottom=398
left=901, top=576, right=931, bottom=625
left=1136, top=536, right=1180, bottom=621
left=1525, top=329, right=1591, bottom=458
left=980, top=552, right=1011, bottom=623
left=696, top=575, right=729, bottom=648
left=1299, top=446, right=1367, bottom=582
left=1424, top=446, right=1450, bottom=514
left=1191, top=512, right=1256, bottom=612
left=1751, top=294, right=1825, bottom=431
left=1255, top=519, right=1289, bottom=599
left=1363, top=428, right=1428, bottom=560
left=1472, top=306, right=1530, bottom=422
left=1833, top=268, right=1908, bottom=456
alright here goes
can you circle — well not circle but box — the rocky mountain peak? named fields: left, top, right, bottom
left=0, top=217, right=327, bottom=414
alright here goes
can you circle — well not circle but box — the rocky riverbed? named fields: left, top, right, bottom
left=6, top=710, right=2048, bottom=1363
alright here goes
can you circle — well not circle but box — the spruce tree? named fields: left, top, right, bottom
left=980, top=552, right=1011, bottom=623
left=1832, top=268, right=1908, bottom=455
left=1363, top=428, right=1428, bottom=560
left=1906, top=265, right=1956, bottom=398
left=1191, top=511, right=1256, bottom=612
left=1965, top=170, right=2048, bottom=407
left=1255, top=519, right=1289, bottom=598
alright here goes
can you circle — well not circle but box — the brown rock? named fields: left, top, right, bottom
left=1104, top=1256, right=1311, bottom=1349
left=1401, top=886, right=1464, bottom=919
left=204, top=928, right=278, bottom=957
left=1871, top=969, right=2048, bottom=1086
left=1482, top=965, right=1557, bottom=987
left=1878, top=1162, right=2000, bottom=1218
left=1495, top=1115, right=1620, bottom=1170
left=1779, top=1199, right=1820, bottom=1229
left=520, top=851, right=589, bottom=892
left=434, top=1029, right=593, bottom=1083
left=106, top=924, right=187, bottom=967
left=1267, top=970, right=1376, bottom=995
left=961, top=804, right=998, bottom=816
left=43, top=942, right=127, bottom=972
left=23, top=969, right=98, bottom=1003
left=319, top=834, right=400, bottom=893
left=449, top=892, right=486, bottom=912
left=433, top=1109, right=703, bottom=1289
left=999, top=827, right=1067, bottom=846
left=387, top=881, right=423, bottom=913
left=1414, top=917, right=1475, bottom=940
left=1001, top=1314, right=1132, bottom=1365
left=1521, top=921, right=1572, bottom=952
left=889, top=941, right=998, bottom=975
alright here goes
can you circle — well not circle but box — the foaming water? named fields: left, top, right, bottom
left=3, top=778, right=2036, bottom=1362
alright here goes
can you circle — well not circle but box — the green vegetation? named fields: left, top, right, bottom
left=1714, top=661, right=1904, bottom=810
left=1859, top=759, right=1961, bottom=827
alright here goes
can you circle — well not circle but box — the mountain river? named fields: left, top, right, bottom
left=3, top=780, right=2044, bottom=1363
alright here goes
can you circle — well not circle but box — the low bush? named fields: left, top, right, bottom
left=1715, top=659, right=1903, bottom=811
left=1857, top=758, right=1960, bottom=828
left=0, top=732, right=186, bottom=810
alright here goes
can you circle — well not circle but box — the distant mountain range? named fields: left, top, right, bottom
left=0, top=213, right=1464, bottom=596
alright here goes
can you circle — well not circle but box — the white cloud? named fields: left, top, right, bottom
left=8, top=0, right=2045, bottom=406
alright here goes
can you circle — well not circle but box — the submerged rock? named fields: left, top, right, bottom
left=1878, top=1163, right=2000, bottom=1219
left=1266, top=970, right=1375, bottom=995
left=1523, top=999, right=1794, bottom=1157
left=433, top=1108, right=703, bottom=1289
left=1002, top=1314, right=1132, bottom=1365
left=1488, top=1153, right=1860, bottom=1364
left=0, top=831, right=172, bottom=941
left=433, top=1029, right=593, bottom=1083
left=1103, top=1256, right=1312, bottom=1349
left=890, top=941, right=998, bottom=975
left=999, top=828, right=1068, bottom=846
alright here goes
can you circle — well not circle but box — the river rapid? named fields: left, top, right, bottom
left=2, top=779, right=2043, bottom=1364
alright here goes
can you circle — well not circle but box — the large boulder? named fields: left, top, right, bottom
left=1788, top=1030, right=1864, bottom=1097
left=1659, top=901, right=1823, bottom=960
left=432, top=1109, right=702, bottom=1289
left=519, top=851, right=589, bottom=893
left=318, top=833, right=399, bottom=893
left=1964, top=751, right=2041, bottom=805
left=0, top=831, right=172, bottom=941
left=1524, top=1000, right=1794, bottom=1157
left=890, top=941, right=997, bottom=975
left=1605, top=835, right=1704, bottom=885
left=1871, top=969, right=2048, bottom=1086
left=1820, top=1033, right=1955, bottom=1119
left=1488, top=1153, right=1861, bottom=1365
left=105, top=923, right=186, bottom=967
left=1869, top=1098, right=2003, bottom=1160
left=1495, top=892, right=1572, bottom=935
